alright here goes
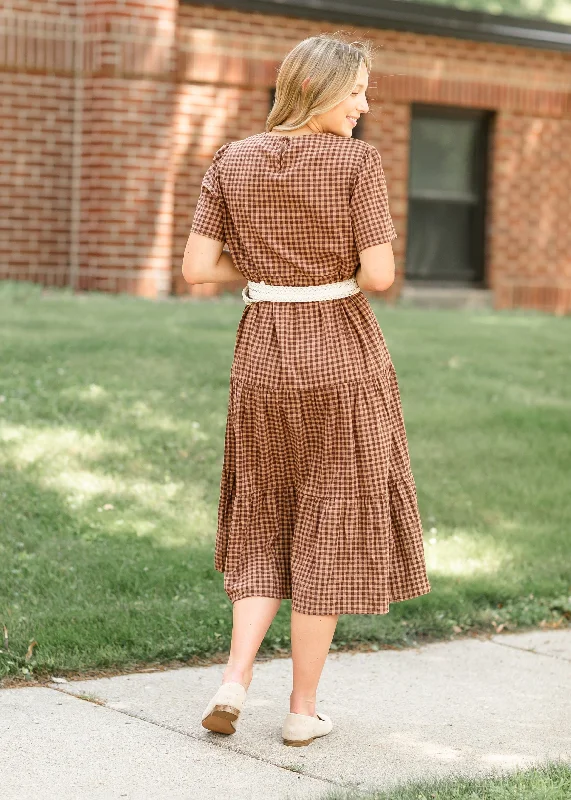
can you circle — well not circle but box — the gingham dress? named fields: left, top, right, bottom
left=190, top=131, right=431, bottom=615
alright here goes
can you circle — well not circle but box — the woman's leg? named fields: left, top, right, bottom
left=222, top=596, right=282, bottom=689
left=290, top=609, right=339, bottom=716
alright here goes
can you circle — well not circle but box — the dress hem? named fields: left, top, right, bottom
left=215, top=568, right=432, bottom=616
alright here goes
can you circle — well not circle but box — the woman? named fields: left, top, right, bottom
left=182, top=32, right=431, bottom=747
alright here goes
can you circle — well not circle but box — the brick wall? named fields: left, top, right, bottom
left=1, top=0, right=570, bottom=312
left=0, top=2, right=77, bottom=287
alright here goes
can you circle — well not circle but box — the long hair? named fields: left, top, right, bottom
left=266, top=32, right=375, bottom=133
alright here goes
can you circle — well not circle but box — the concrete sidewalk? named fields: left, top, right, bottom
left=2, top=629, right=570, bottom=800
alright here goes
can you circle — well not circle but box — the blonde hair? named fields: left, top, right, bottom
left=266, top=32, right=375, bottom=133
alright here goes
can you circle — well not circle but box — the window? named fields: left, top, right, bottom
left=406, top=105, right=492, bottom=285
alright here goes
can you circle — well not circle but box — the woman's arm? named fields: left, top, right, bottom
left=354, top=241, right=395, bottom=292
left=181, top=232, right=244, bottom=285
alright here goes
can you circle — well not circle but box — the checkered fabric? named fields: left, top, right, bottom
left=191, top=132, right=431, bottom=615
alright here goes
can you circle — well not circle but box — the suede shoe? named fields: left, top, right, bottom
left=201, top=681, right=247, bottom=735
left=282, top=710, right=333, bottom=746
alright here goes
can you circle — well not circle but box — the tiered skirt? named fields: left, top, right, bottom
left=214, top=292, right=432, bottom=615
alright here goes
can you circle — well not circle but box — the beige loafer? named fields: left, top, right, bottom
left=282, top=711, right=333, bottom=746
left=201, top=681, right=247, bottom=735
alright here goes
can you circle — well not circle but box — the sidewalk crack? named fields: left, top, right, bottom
left=488, top=639, right=571, bottom=663
left=46, top=685, right=362, bottom=793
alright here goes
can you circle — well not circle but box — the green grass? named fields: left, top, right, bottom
left=318, top=759, right=571, bottom=799
left=0, top=280, right=570, bottom=681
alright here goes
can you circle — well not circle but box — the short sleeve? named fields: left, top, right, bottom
left=190, top=142, right=231, bottom=242
left=350, top=146, right=397, bottom=253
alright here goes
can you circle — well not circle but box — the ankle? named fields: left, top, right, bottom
left=222, top=664, right=253, bottom=690
left=289, top=691, right=317, bottom=717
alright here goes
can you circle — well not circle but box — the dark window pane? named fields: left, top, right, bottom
left=407, top=200, right=478, bottom=283
left=410, top=117, right=479, bottom=196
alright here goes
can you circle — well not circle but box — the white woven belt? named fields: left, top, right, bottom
left=242, top=277, right=361, bottom=305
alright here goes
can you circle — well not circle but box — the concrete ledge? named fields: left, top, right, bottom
left=398, top=283, right=494, bottom=310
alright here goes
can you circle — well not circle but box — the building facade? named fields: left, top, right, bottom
left=1, top=0, right=570, bottom=312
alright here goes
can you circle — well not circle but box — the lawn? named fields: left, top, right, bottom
left=0, top=280, right=570, bottom=683
left=321, top=759, right=571, bottom=799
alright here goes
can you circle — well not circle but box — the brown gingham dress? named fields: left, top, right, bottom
left=190, top=131, right=431, bottom=615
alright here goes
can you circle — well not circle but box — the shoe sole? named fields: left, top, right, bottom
left=283, top=737, right=314, bottom=746
left=201, top=704, right=240, bottom=734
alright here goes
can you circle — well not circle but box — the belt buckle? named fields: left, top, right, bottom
left=242, top=285, right=254, bottom=306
